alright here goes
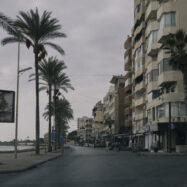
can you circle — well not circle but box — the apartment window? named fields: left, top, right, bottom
left=135, top=58, right=144, bottom=71
left=165, top=12, right=176, bottom=27
left=148, top=30, right=158, bottom=48
left=160, top=12, right=176, bottom=30
left=152, top=90, right=160, bottom=99
left=157, top=104, right=165, bottom=119
left=147, top=109, right=151, bottom=121
left=147, top=69, right=159, bottom=83
left=171, top=102, right=187, bottom=117
left=158, top=58, right=173, bottom=74
left=135, top=44, right=144, bottom=60
left=134, top=3, right=142, bottom=17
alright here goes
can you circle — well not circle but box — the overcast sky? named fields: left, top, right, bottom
left=0, top=0, right=133, bottom=141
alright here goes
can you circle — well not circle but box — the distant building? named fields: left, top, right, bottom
left=77, top=116, right=93, bottom=143
left=92, top=101, right=105, bottom=142
left=110, top=75, right=125, bottom=134
left=103, top=86, right=115, bottom=134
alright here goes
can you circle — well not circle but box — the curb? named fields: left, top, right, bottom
left=137, top=152, right=187, bottom=156
left=0, top=154, right=62, bottom=174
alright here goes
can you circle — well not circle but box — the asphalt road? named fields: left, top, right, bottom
left=0, top=145, right=187, bottom=187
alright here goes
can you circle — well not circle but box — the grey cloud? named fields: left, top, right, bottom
left=0, top=0, right=133, bottom=140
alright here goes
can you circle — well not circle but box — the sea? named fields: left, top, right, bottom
left=0, top=145, right=34, bottom=151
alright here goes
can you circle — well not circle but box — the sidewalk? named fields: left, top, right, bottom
left=137, top=151, right=187, bottom=156
left=0, top=149, right=63, bottom=174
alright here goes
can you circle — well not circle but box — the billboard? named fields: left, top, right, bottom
left=0, top=90, right=15, bottom=123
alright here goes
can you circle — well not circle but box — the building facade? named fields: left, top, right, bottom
left=92, top=101, right=105, bottom=142
left=131, top=0, right=187, bottom=152
left=110, top=75, right=125, bottom=134
left=103, top=86, right=115, bottom=134
left=124, top=36, right=133, bottom=139
left=77, top=116, right=93, bottom=143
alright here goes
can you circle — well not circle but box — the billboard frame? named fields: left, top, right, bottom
left=0, top=89, right=15, bottom=123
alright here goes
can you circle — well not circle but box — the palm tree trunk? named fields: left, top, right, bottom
left=183, top=69, right=187, bottom=108
left=54, top=86, right=57, bottom=150
left=35, top=51, right=40, bottom=155
left=58, top=122, right=61, bottom=149
left=48, top=84, right=52, bottom=152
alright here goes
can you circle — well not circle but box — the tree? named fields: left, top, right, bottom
left=68, top=130, right=77, bottom=141
left=37, top=56, right=67, bottom=152
left=1, top=9, right=66, bottom=154
left=0, top=12, right=13, bottom=30
left=160, top=29, right=187, bottom=105
left=52, top=70, right=74, bottom=149
left=43, top=98, right=73, bottom=148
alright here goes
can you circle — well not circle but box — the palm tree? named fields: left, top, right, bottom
left=160, top=29, right=187, bottom=104
left=37, top=56, right=67, bottom=152
left=1, top=9, right=66, bottom=154
left=55, top=98, right=73, bottom=147
left=0, top=12, right=13, bottom=30
left=43, top=98, right=73, bottom=148
left=52, top=69, right=74, bottom=149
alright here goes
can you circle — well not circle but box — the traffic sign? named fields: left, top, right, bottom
left=52, top=129, right=56, bottom=141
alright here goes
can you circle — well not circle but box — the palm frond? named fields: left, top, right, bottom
left=1, top=37, right=23, bottom=45
left=44, top=42, right=65, bottom=55
left=0, top=12, right=14, bottom=30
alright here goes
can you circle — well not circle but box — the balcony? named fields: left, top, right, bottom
left=124, top=72, right=131, bottom=81
left=135, top=66, right=144, bottom=79
left=135, top=81, right=145, bottom=93
left=134, top=21, right=145, bottom=39
left=157, top=27, right=178, bottom=43
left=147, top=81, right=158, bottom=93
left=134, top=34, right=145, bottom=52
left=157, top=1, right=176, bottom=20
left=145, top=21, right=159, bottom=38
left=124, top=37, right=131, bottom=49
left=125, top=60, right=132, bottom=71
left=147, top=43, right=160, bottom=57
left=135, top=96, right=146, bottom=107
left=135, top=111, right=146, bottom=121
left=134, top=0, right=141, bottom=8
left=124, top=49, right=131, bottom=59
left=161, top=92, right=185, bottom=103
left=145, top=0, right=159, bottom=22
left=157, top=71, right=183, bottom=87
left=124, top=84, right=132, bottom=93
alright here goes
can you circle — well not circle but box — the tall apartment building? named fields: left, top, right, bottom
left=124, top=37, right=133, bottom=138
left=110, top=75, right=125, bottom=134
left=77, top=116, right=93, bottom=143
left=103, top=86, right=115, bottom=134
left=131, top=0, right=187, bottom=152
left=92, top=101, right=105, bottom=141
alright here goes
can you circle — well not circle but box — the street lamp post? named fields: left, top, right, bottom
left=14, top=42, right=20, bottom=159
left=14, top=42, right=32, bottom=159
